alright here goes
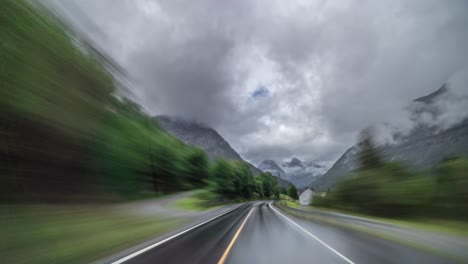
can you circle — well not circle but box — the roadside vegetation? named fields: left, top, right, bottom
left=312, top=130, right=468, bottom=221
left=0, top=205, right=184, bottom=264
left=277, top=186, right=300, bottom=208
left=172, top=192, right=215, bottom=212
left=280, top=200, right=300, bottom=209
left=286, top=184, right=299, bottom=200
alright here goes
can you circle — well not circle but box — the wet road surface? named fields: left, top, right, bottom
left=117, top=202, right=453, bottom=264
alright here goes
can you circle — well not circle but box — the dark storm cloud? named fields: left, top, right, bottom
left=47, top=0, right=468, bottom=165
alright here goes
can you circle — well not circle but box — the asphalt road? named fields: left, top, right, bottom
left=117, top=202, right=454, bottom=264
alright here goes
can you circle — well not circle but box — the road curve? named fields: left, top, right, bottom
left=116, top=202, right=454, bottom=264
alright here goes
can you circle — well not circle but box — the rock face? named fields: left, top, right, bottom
left=309, top=147, right=358, bottom=191
left=311, top=85, right=468, bottom=191
left=258, top=160, right=287, bottom=179
left=154, top=115, right=262, bottom=175
left=281, top=157, right=328, bottom=188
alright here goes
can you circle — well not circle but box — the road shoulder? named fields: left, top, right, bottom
left=273, top=202, right=468, bottom=263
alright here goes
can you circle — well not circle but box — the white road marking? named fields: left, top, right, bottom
left=269, top=203, right=356, bottom=264
left=111, top=205, right=245, bottom=264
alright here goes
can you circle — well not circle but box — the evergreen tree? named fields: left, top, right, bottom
left=273, top=187, right=280, bottom=200
left=185, top=147, right=209, bottom=188
left=211, top=159, right=236, bottom=197
left=287, top=184, right=299, bottom=200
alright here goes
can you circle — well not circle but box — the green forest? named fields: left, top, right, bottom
left=0, top=0, right=278, bottom=203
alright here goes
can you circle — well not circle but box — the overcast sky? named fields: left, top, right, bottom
left=47, top=0, right=468, bottom=166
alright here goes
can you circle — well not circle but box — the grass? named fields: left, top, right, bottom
left=381, top=218, right=468, bottom=237
left=279, top=199, right=300, bottom=209
left=305, top=205, right=468, bottom=237
left=0, top=205, right=184, bottom=264
left=172, top=196, right=213, bottom=211
left=279, top=194, right=294, bottom=201
left=171, top=190, right=223, bottom=212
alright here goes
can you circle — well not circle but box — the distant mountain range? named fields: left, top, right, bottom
left=154, top=115, right=293, bottom=188
left=258, top=158, right=328, bottom=188
left=282, top=158, right=328, bottom=187
left=258, top=160, right=286, bottom=178
left=311, top=85, right=468, bottom=191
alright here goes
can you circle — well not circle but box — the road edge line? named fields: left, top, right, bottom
left=111, top=204, right=246, bottom=264
left=269, top=203, right=356, bottom=264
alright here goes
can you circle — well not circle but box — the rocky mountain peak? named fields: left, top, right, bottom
left=258, top=160, right=286, bottom=179
left=283, top=157, right=304, bottom=168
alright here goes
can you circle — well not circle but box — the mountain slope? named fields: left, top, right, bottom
left=311, top=85, right=468, bottom=191
left=257, top=160, right=294, bottom=188
left=258, top=160, right=286, bottom=179
left=155, top=116, right=295, bottom=188
left=154, top=115, right=262, bottom=175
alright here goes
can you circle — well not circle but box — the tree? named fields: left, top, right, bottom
left=262, top=178, right=272, bottom=198
left=211, top=159, right=236, bottom=198
left=287, top=184, right=299, bottom=200
left=257, top=172, right=278, bottom=198
left=280, top=187, right=287, bottom=195
left=231, top=161, right=255, bottom=199
left=185, top=147, right=209, bottom=188
left=273, top=187, right=280, bottom=200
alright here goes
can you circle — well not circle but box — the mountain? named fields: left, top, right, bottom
left=257, top=160, right=294, bottom=188
left=258, top=160, right=286, bottom=179
left=155, top=116, right=294, bottom=188
left=154, top=115, right=261, bottom=175
left=281, top=157, right=328, bottom=188
left=258, top=157, right=328, bottom=188
left=311, top=85, right=468, bottom=191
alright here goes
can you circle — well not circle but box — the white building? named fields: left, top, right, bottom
left=299, top=188, right=315, bottom=206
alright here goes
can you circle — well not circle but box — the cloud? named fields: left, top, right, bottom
left=411, top=69, right=468, bottom=131
left=46, top=0, right=468, bottom=165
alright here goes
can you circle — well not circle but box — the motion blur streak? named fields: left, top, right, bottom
left=1, top=0, right=234, bottom=203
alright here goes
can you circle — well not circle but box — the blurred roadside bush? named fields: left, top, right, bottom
left=0, top=0, right=211, bottom=201
left=313, top=131, right=468, bottom=220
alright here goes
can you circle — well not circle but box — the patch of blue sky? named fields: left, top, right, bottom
left=251, top=85, right=270, bottom=99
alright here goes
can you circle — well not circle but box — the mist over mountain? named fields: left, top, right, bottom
left=258, top=157, right=328, bottom=188
left=311, top=81, right=468, bottom=191
left=258, top=160, right=286, bottom=179
left=281, top=157, right=328, bottom=188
